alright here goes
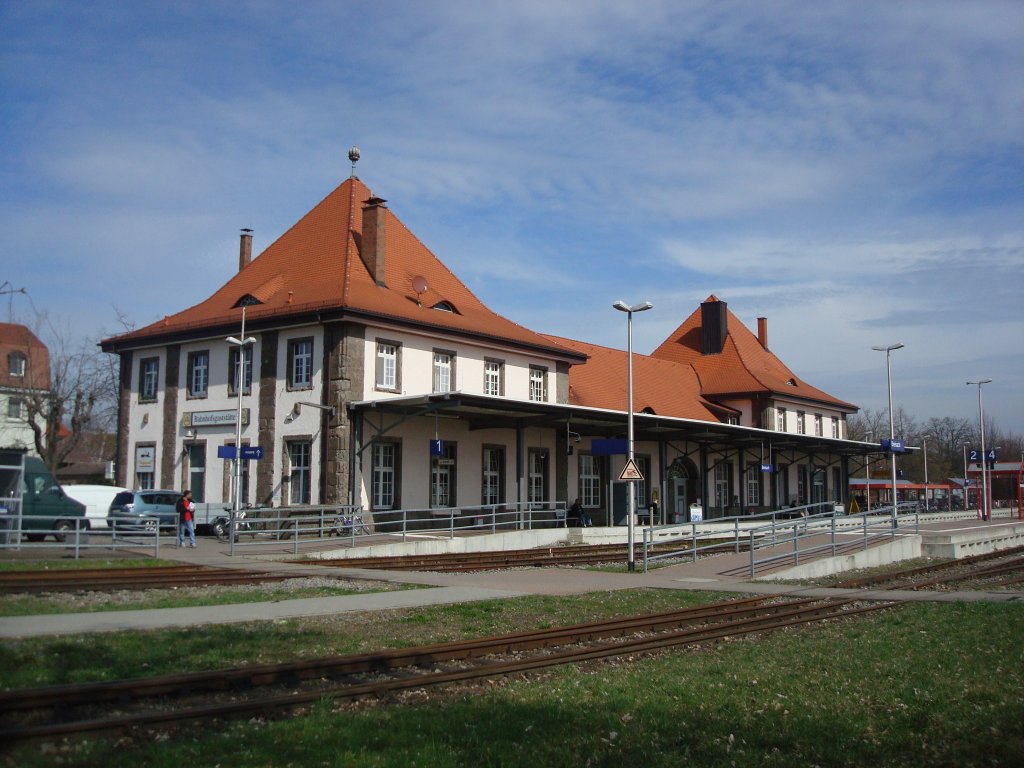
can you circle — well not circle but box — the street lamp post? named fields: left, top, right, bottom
left=921, top=433, right=933, bottom=511
left=613, top=299, right=652, bottom=573
left=864, top=430, right=873, bottom=513
left=967, top=379, right=992, bottom=521
left=227, top=296, right=262, bottom=549
left=872, top=343, right=904, bottom=525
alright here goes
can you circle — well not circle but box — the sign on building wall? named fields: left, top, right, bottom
left=183, top=409, right=250, bottom=428
left=135, top=445, right=155, bottom=471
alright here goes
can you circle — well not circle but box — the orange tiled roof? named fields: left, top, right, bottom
left=101, top=178, right=584, bottom=362
left=543, top=335, right=733, bottom=421
left=651, top=296, right=856, bottom=410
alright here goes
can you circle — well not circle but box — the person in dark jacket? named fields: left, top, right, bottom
left=176, top=489, right=196, bottom=548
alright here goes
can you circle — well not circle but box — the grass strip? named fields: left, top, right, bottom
left=2, top=597, right=1021, bottom=767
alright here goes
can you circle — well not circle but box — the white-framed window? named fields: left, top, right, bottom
left=714, top=462, right=731, bottom=509
left=228, top=346, right=253, bottom=396
left=375, top=341, right=398, bottom=390
left=372, top=441, right=399, bottom=509
left=484, top=359, right=503, bottom=396
left=746, top=464, right=760, bottom=506
left=635, top=455, right=650, bottom=508
left=796, top=411, right=806, bottom=435
left=579, top=454, right=600, bottom=508
left=529, top=366, right=547, bottom=402
left=482, top=446, right=504, bottom=506
left=187, top=444, right=206, bottom=502
left=7, top=397, right=24, bottom=420
left=433, top=350, right=453, bottom=393
left=288, top=338, right=313, bottom=389
left=776, top=406, right=786, bottom=432
left=431, top=442, right=456, bottom=508
left=187, top=351, right=209, bottom=398
left=135, top=444, right=155, bottom=490
left=287, top=440, right=311, bottom=504
left=8, top=353, right=26, bottom=378
left=527, top=448, right=547, bottom=504
left=831, top=417, right=840, bottom=439
left=139, top=358, right=159, bottom=402
left=814, top=414, right=823, bottom=437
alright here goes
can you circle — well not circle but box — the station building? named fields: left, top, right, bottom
left=101, top=164, right=868, bottom=525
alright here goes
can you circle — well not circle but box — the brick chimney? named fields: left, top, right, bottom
left=757, top=317, right=768, bottom=349
left=701, top=297, right=728, bottom=355
left=360, top=196, right=387, bottom=287
left=239, top=228, right=253, bottom=272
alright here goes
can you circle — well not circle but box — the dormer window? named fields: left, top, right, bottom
left=432, top=301, right=456, bottom=313
left=787, top=378, right=797, bottom=386
left=8, top=353, right=26, bottom=378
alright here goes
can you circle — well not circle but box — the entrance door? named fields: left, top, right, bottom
left=672, top=478, right=687, bottom=523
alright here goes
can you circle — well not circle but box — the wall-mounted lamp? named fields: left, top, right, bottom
left=141, top=413, right=149, bottom=427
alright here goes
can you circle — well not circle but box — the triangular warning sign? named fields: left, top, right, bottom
left=618, top=458, right=644, bottom=481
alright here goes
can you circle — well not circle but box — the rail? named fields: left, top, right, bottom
left=0, top=515, right=164, bottom=559
left=641, top=502, right=837, bottom=572
left=218, top=500, right=571, bottom=555
left=745, top=502, right=921, bottom=578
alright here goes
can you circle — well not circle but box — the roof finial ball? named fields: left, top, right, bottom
left=348, top=146, right=360, bottom=179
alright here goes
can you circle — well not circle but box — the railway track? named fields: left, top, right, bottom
left=303, top=541, right=743, bottom=572
left=0, top=594, right=888, bottom=743
left=836, top=545, right=1024, bottom=591
left=0, top=565, right=303, bottom=593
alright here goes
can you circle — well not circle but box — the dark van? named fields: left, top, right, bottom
left=0, top=448, right=89, bottom=542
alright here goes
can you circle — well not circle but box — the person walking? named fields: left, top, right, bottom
left=177, top=489, right=196, bottom=548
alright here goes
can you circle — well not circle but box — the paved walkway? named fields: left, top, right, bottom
left=1, top=516, right=1022, bottom=639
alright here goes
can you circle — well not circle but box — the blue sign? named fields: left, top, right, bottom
left=880, top=439, right=906, bottom=454
left=760, top=463, right=773, bottom=473
left=219, top=445, right=263, bottom=460
left=969, top=448, right=999, bottom=465
left=430, top=439, right=444, bottom=457
left=592, top=438, right=627, bottom=456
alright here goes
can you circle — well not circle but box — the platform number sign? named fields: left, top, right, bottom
left=968, top=448, right=998, bottom=468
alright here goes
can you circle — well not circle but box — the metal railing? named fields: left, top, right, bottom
left=744, top=502, right=921, bottom=578
left=0, top=514, right=164, bottom=559
left=217, top=500, right=571, bottom=554
left=641, top=502, right=838, bottom=572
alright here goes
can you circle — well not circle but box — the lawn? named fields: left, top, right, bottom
left=2, top=591, right=1022, bottom=767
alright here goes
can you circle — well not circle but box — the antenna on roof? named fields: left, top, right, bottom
left=412, top=275, right=428, bottom=306
left=348, top=146, right=360, bottom=178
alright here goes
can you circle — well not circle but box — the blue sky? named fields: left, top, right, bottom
left=2, top=1, right=1022, bottom=430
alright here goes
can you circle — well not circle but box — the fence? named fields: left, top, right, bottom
left=0, top=514, right=164, bottom=559
left=640, top=501, right=924, bottom=575
left=217, top=500, right=571, bottom=555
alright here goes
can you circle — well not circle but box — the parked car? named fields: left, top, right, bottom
left=64, top=484, right=129, bottom=530
left=107, top=490, right=180, bottom=532
left=0, top=449, right=88, bottom=542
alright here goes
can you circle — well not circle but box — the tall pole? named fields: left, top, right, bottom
left=873, top=343, right=904, bottom=525
left=227, top=295, right=262, bottom=549
left=967, top=379, right=992, bottom=521
left=614, top=300, right=652, bottom=573
left=922, top=434, right=930, bottom=510
left=233, top=304, right=247, bottom=528
left=962, top=443, right=969, bottom=511
left=865, top=429, right=873, bottom=513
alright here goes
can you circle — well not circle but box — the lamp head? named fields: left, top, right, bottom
left=613, top=300, right=654, bottom=313
left=872, top=343, right=904, bottom=352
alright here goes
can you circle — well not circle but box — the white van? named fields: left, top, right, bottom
left=63, top=484, right=130, bottom=530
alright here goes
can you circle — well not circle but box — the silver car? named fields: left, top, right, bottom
left=107, top=490, right=180, bottom=532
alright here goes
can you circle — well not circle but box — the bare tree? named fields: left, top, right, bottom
left=13, top=313, right=117, bottom=472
